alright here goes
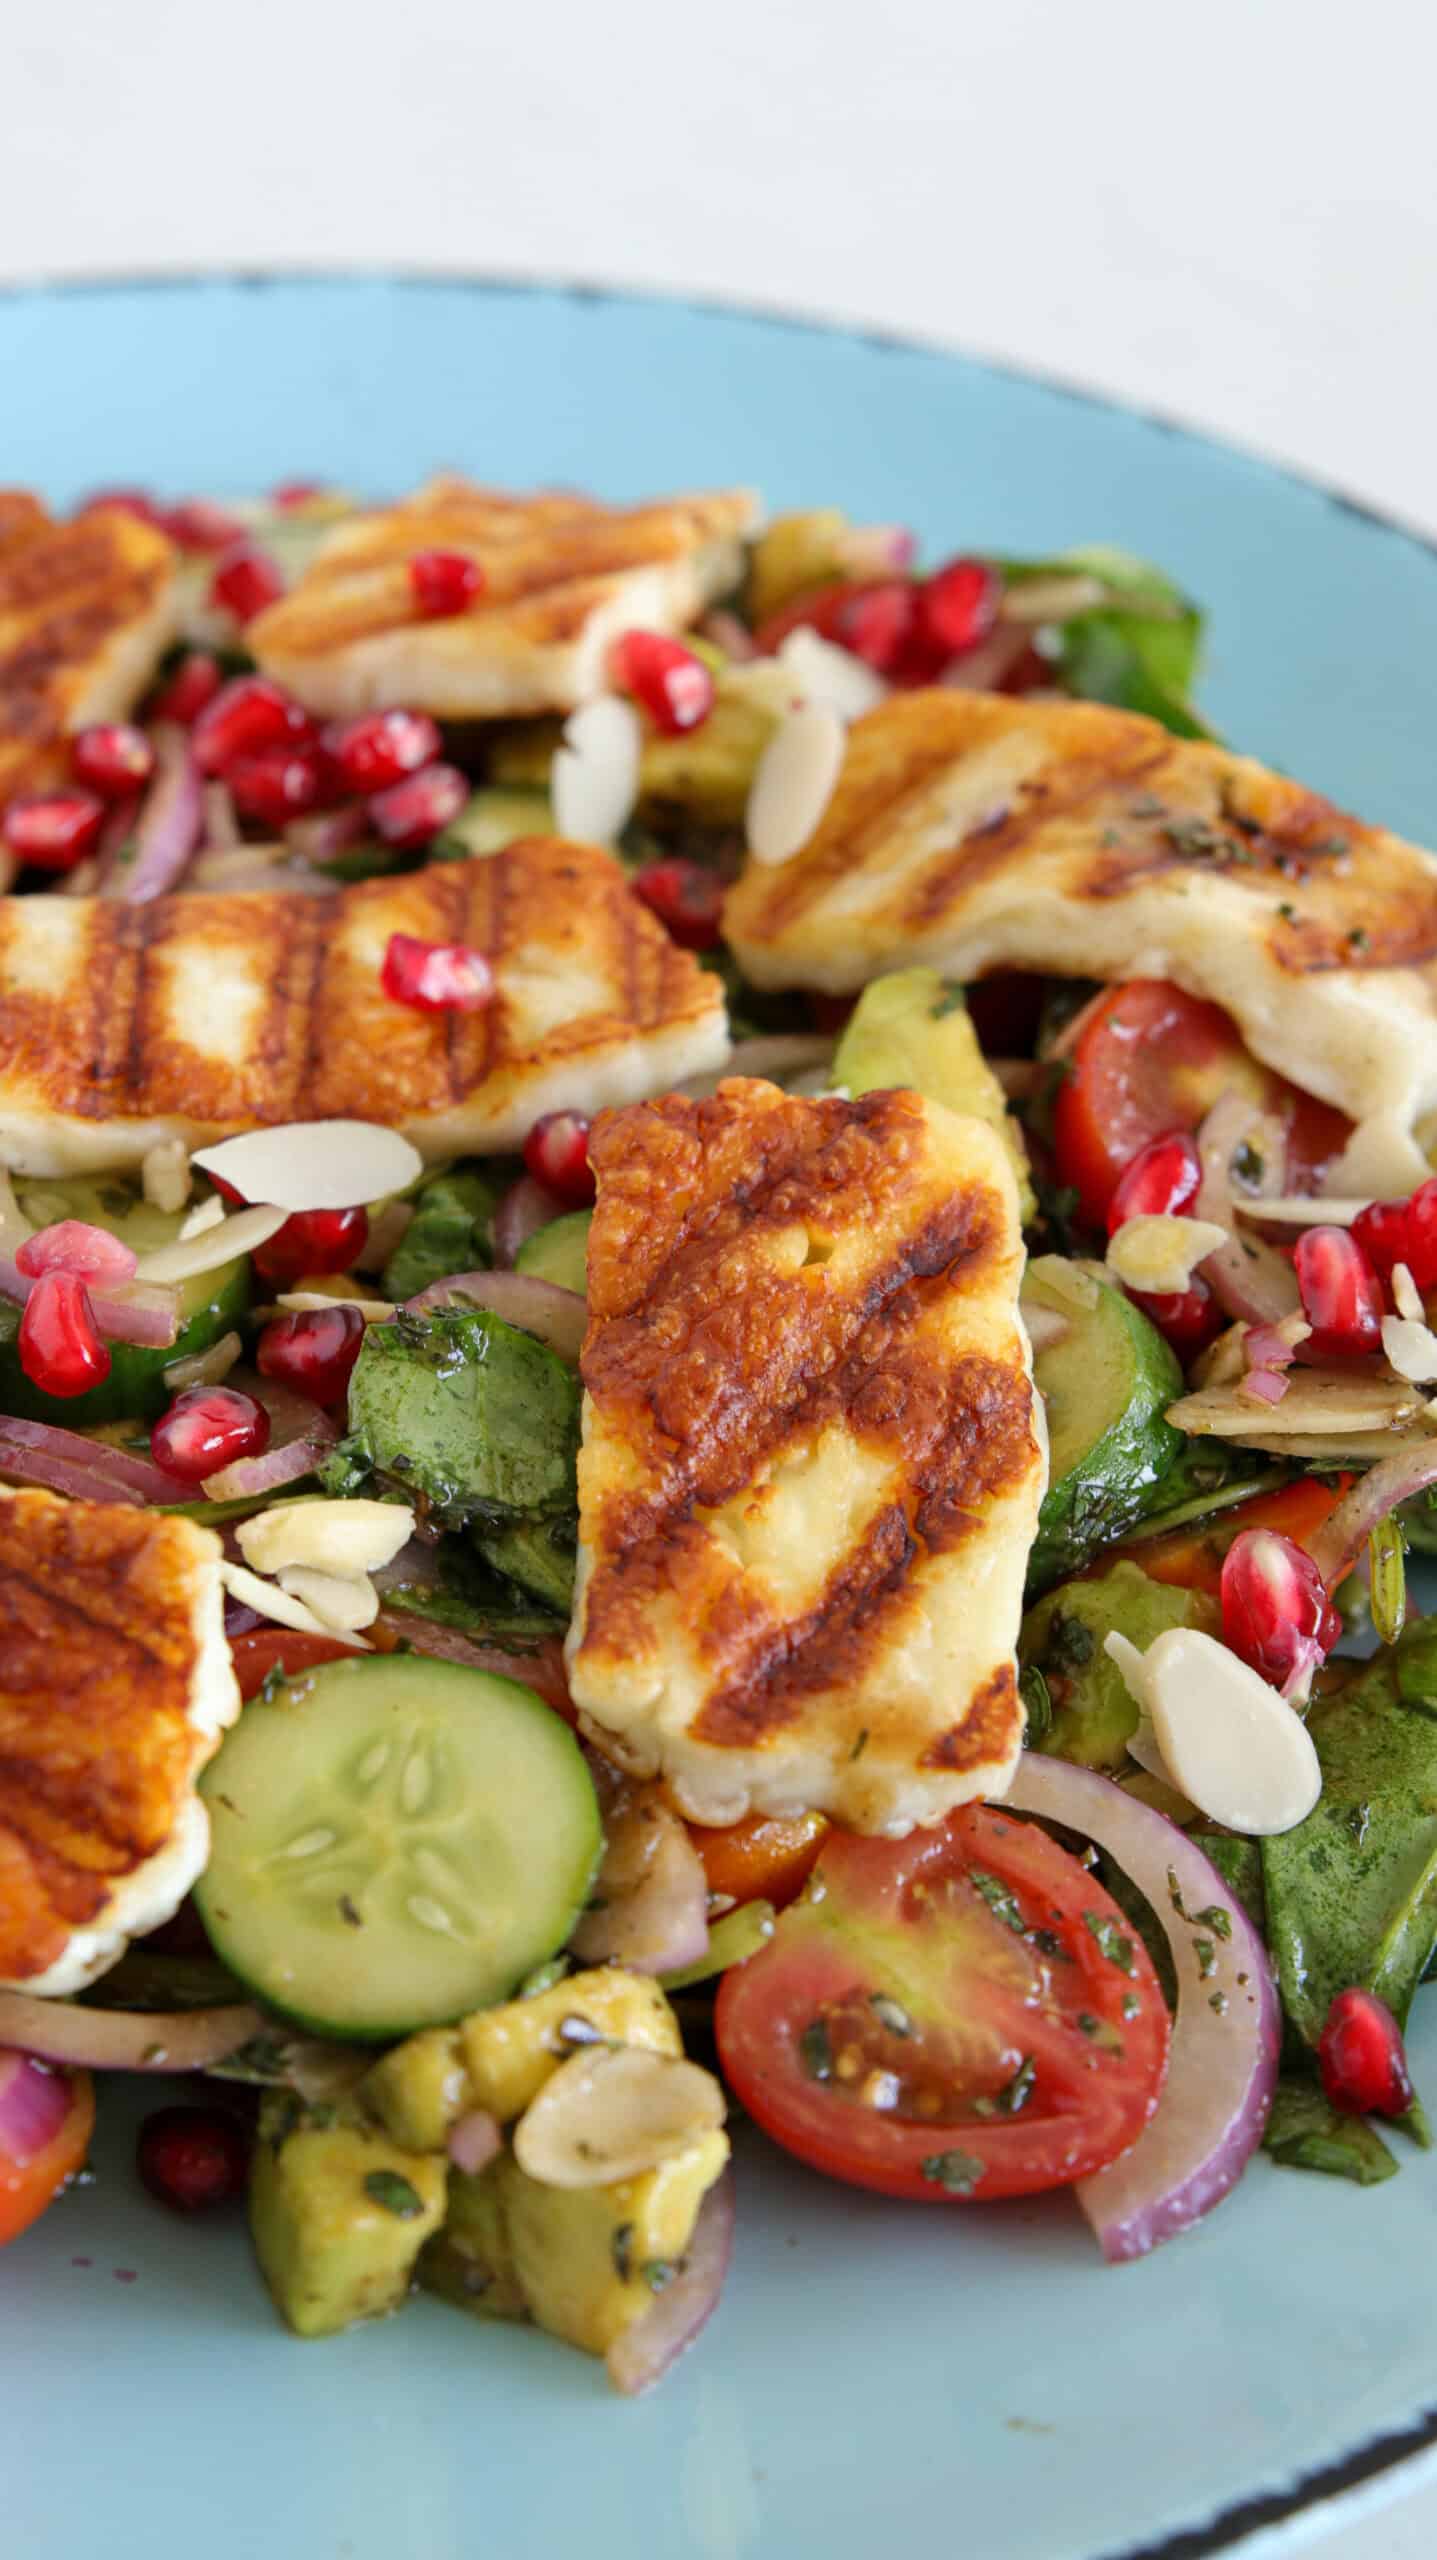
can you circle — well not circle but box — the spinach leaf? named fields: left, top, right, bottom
left=1000, top=545, right=1211, bottom=740
left=1263, top=2079, right=1398, bottom=2186
left=325, top=1306, right=580, bottom=1535
left=381, top=1167, right=506, bottom=1302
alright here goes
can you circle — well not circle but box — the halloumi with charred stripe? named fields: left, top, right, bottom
left=0, top=1489, right=239, bottom=1994
left=565, top=1078, right=1047, bottom=1835
left=250, top=477, right=759, bottom=719
left=724, top=690, right=1437, bottom=1140
left=0, top=839, right=729, bottom=1175
left=0, top=492, right=180, bottom=827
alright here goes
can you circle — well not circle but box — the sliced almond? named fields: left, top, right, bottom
left=1324, top=1111, right=1431, bottom=1202
left=275, top=1566, right=379, bottom=1633
left=1382, top=1314, right=1437, bottom=1385
left=775, top=627, right=888, bottom=722
left=1393, top=1262, right=1424, bottom=1323
left=191, top=1121, right=424, bottom=1215
left=745, top=703, right=846, bottom=867
left=132, top=1201, right=289, bottom=1284
left=178, top=1195, right=226, bottom=1241
left=1234, top=1195, right=1370, bottom=1228
left=140, top=1138, right=191, bottom=1216
left=267, top=1291, right=396, bottom=1322
left=1170, top=1369, right=1427, bottom=1441
left=512, top=2045, right=725, bottom=2189
left=1106, top=1214, right=1228, bottom=1297
left=164, top=1328, right=243, bottom=1392
left=238, top=1497, right=414, bottom=1581
left=551, top=695, right=642, bottom=845
left=1024, top=1252, right=1100, bottom=1314
left=1106, top=1625, right=1320, bottom=1836
left=220, top=1558, right=344, bottom=1642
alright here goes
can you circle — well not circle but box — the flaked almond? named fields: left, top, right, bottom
left=775, top=627, right=888, bottom=722
left=512, top=2044, right=725, bottom=2189
left=1170, top=1369, right=1427, bottom=1442
left=1382, top=1314, right=1437, bottom=1385
left=239, top=1497, right=414, bottom=1581
left=275, top=1566, right=379, bottom=1633
left=1324, top=1110, right=1431, bottom=1202
left=219, top=1557, right=351, bottom=1642
left=1024, top=1252, right=1100, bottom=1314
left=178, top=1195, right=226, bottom=1241
left=1104, top=1626, right=1320, bottom=1835
left=1234, top=1195, right=1370, bottom=1228
left=551, top=695, right=642, bottom=845
left=132, top=1201, right=289, bottom=1284
left=1107, top=1213, right=1228, bottom=1297
left=1393, top=1262, right=1425, bottom=1323
left=192, top=1121, right=423, bottom=1215
left=745, top=703, right=845, bottom=867
left=140, top=1137, right=191, bottom=1216
left=268, top=1291, right=396, bottom=1322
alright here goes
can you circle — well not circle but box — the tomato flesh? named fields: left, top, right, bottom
left=1052, top=979, right=1349, bottom=1229
left=229, top=1629, right=362, bottom=1701
left=0, top=2064, right=94, bottom=2246
left=716, top=1804, right=1169, bottom=2202
left=686, top=1809, right=829, bottom=1912
left=1119, top=1476, right=1346, bottom=1598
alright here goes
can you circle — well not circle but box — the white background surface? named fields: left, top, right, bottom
left=5, top=4, right=1437, bottom=2551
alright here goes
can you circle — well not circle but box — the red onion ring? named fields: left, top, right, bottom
left=570, top=1778, right=710, bottom=1977
left=1307, top=1441, right=1437, bottom=1588
left=0, top=2048, right=74, bottom=2159
left=201, top=1367, right=336, bottom=1499
left=405, top=1270, right=586, bottom=1361
left=1195, top=1094, right=1300, bottom=1325
left=606, top=2173, right=735, bottom=2396
left=492, top=1174, right=566, bottom=1268
left=1241, top=1368, right=1290, bottom=1405
left=110, top=725, right=204, bottom=903
left=447, top=2108, right=503, bottom=2176
left=1002, top=1755, right=1280, bottom=2261
left=0, top=1416, right=183, bottom=1505
left=0, top=1989, right=262, bottom=2073
left=0, top=1255, right=180, bottom=1346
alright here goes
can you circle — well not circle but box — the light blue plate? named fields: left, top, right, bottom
left=5, top=275, right=1437, bottom=2560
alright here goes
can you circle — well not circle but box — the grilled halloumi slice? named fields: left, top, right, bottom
left=0, top=839, right=729, bottom=1175
left=0, top=491, right=180, bottom=822
left=0, top=1489, right=239, bottom=1994
left=725, top=690, right=1437, bottom=1137
left=565, top=1079, right=1047, bottom=1835
left=250, top=476, right=759, bottom=719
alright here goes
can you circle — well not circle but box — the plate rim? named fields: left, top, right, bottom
left=6, top=259, right=1437, bottom=2560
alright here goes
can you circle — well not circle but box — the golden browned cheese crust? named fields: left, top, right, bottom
left=0, top=840, right=729, bottom=1173
left=0, top=494, right=179, bottom=822
left=724, top=690, right=1437, bottom=1134
left=0, top=1491, right=229, bottom=1984
left=567, top=1080, right=1045, bottom=1833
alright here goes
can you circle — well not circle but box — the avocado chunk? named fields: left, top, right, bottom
left=326, top=1305, right=579, bottom=1535
left=1020, top=1561, right=1218, bottom=1773
left=420, top=2158, right=528, bottom=2321
left=438, top=786, right=554, bottom=858
left=514, top=1210, right=591, bottom=1298
left=496, top=2133, right=730, bottom=2358
left=832, top=967, right=1035, bottom=1220
left=249, top=2094, right=447, bottom=2338
left=361, top=1969, right=684, bottom=2150
left=381, top=1168, right=503, bottom=1302
left=1024, top=1258, right=1187, bottom=1592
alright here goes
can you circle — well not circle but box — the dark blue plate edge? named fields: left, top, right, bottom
left=5, top=259, right=1436, bottom=2560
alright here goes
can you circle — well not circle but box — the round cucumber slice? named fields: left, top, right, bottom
left=1024, top=1256, right=1185, bottom=1594
left=196, top=1655, right=602, bottom=2040
left=514, top=1210, right=590, bottom=1297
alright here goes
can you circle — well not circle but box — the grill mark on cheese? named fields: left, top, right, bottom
left=900, top=738, right=1169, bottom=934
left=0, top=499, right=178, bottom=820
left=919, top=1663, right=1019, bottom=1771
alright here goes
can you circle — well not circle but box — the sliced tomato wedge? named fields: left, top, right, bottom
left=1117, top=1476, right=1347, bottom=1598
left=1052, top=979, right=1350, bottom=1229
left=229, top=1628, right=361, bottom=1701
left=0, top=2063, right=94, bottom=2246
left=685, top=1809, right=829, bottom=1912
left=715, top=1803, right=1169, bottom=2203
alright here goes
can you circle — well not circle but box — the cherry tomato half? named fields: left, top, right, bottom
left=0, top=2061, right=95, bottom=2246
left=1115, top=1475, right=1348, bottom=1599
left=1052, top=979, right=1350, bottom=1230
left=685, top=1809, right=829, bottom=1912
left=229, top=1629, right=361, bottom=1701
left=716, top=1803, right=1169, bottom=2203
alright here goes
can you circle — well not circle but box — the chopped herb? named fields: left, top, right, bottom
left=920, top=2149, right=986, bottom=2196
left=517, top=1956, right=570, bottom=1999
left=799, top=2019, right=834, bottom=2082
left=1129, top=794, right=1166, bottom=818
left=1121, top=1992, right=1140, bottom=2020
left=1347, top=926, right=1370, bottom=952
left=256, top=1662, right=288, bottom=1707
left=1209, top=1990, right=1229, bottom=2016
left=971, top=1869, right=1026, bottom=1934
left=611, top=2222, right=635, bottom=2284
left=1076, top=2011, right=1126, bottom=2053
left=1277, top=901, right=1298, bottom=923
left=1194, top=1936, right=1217, bottom=1978
left=1046, top=1613, right=1096, bottom=1671
left=1099, top=826, right=1123, bottom=849
left=1313, top=835, right=1350, bottom=857
left=930, top=981, right=968, bottom=1019
left=1195, top=1904, right=1232, bottom=1940
left=869, top=1993, right=912, bottom=2038
left=1084, top=1913, right=1137, bottom=1974
left=642, top=2258, right=678, bottom=2292
left=974, top=2056, right=1035, bottom=2118
left=849, top=1728, right=869, bottom=1763
left=1019, top=1663, right=1053, bottom=1747
left=1232, top=1141, right=1264, bottom=1187
left=363, top=2171, right=425, bottom=2220
left=1027, top=1926, right=1065, bottom=1959
left=337, top=1894, right=363, bottom=1929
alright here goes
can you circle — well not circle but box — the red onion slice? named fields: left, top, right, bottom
left=405, top=1269, right=586, bottom=1361
left=447, top=2108, right=503, bottom=2176
left=0, top=2048, right=74, bottom=2158
left=1307, top=1441, right=1437, bottom=1588
left=606, top=2172, right=735, bottom=2396
left=1195, top=1094, right=1300, bottom=1325
left=0, top=1990, right=262, bottom=2073
left=372, top=1609, right=573, bottom=1716
left=0, top=1416, right=183, bottom=1506
left=286, top=804, right=370, bottom=866
left=0, top=1254, right=180, bottom=1346
left=1241, top=1368, right=1290, bottom=1405
left=201, top=1367, right=336, bottom=1500
left=109, top=725, right=204, bottom=903
left=493, top=1174, right=566, bottom=1269
left=1002, top=1755, right=1280, bottom=2261
left=570, top=1780, right=710, bottom=1976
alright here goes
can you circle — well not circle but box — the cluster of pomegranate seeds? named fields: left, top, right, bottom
left=381, top=931, right=494, bottom=1014
left=1128, top=1277, right=1224, bottom=1361
left=137, top=2105, right=251, bottom=2213
left=226, top=749, right=328, bottom=827
left=369, top=762, right=468, bottom=850
left=1351, top=1177, right=1437, bottom=1297
left=193, top=676, right=316, bottom=777
left=209, top=542, right=286, bottom=626
left=1107, top=1129, right=1203, bottom=1234
left=17, top=1270, right=111, bottom=1398
left=524, top=1111, right=595, bottom=1206
left=409, top=549, right=484, bottom=618
left=150, top=650, right=224, bottom=727
left=164, top=499, right=248, bottom=555
left=253, top=1205, right=370, bottom=1287
left=1293, top=1224, right=1383, bottom=1360
left=756, top=554, right=1007, bottom=688
left=1, top=790, right=105, bottom=874
left=151, top=1383, right=271, bottom=1484
left=72, top=723, right=155, bottom=797
left=632, top=857, right=726, bottom=950
left=916, top=556, right=1003, bottom=659
left=1319, top=1988, right=1415, bottom=2119
left=326, top=709, right=441, bottom=794
left=258, top=1303, right=366, bottom=1404
left=611, top=631, right=716, bottom=736
left=1220, top=1527, right=1341, bottom=1695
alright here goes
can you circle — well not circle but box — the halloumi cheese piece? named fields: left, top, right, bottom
left=250, top=477, right=759, bottom=719
left=0, top=491, right=179, bottom=825
left=724, top=689, right=1437, bottom=1136
left=0, top=839, right=729, bottom=1175
left=565, top=1078, right=1046, bottom=1834
left=0, top=1488, right=239, bottom=1994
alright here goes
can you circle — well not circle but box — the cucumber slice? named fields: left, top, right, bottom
left=1024, top=1256, right=1185, bottom=1594
left=514, top=1211, right=590, bottom=1297
left=197, top=1655, right=601, bottom=2041
left=0, top=1178, right=250, bottom=1424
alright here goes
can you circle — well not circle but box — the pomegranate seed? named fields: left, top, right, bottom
left=18, top=1270, right=111, bottom=1398
left=632, top=857, right=726, bottom=950
left=1129, top=1277, right=1224, bottom=1362
left=226, top=746, right=325, bottom=827
left=1220, top=1527, right=1340, bottom=1696
left=78, top=487, right=164, bottom=528
left=918, top=557, right=1003, bottom=659
left=1349, top=1196, right=1414, bottom=1289
left=137, top=2105, right=250, bottom=2213
left=149, top=650, right=223, bottom=726
left=409, top=549, right=484, bottom=618
left=71, top=723, right=155, bottom=799
left=833, top=581, right=921, bottom=676
left=15, top=1220, right=137, bottom=1284
left=162, top=499, right=247, bottom=554
left=381, top=931, right=494, bottom=1014
left=523, top=1111, right=595, bottom=1207
left=257, top=1304, right=366, bottom=1405
left=611, top=631, right=716, bottom=736
left=272, top=478, right=324, bottom=509
left=209, top=542, right=285, bottom=625
left=151, top=1384, right=270, bottom=1484
left=369, top=762, right=468, bottom=850
left=192, top=677, right=315, bottom=778
left=1107, top=1130, right=1203, bottom=1236
left=1319, top=1988, right=1415, bottom=2118
left=1402, top=1180, right=1437, bottom=1293
left=325, top=708, right=441, bottom=795
left=1293, top=1224, right=1383, bottom=1359
left=1, top=790, right=105, bottom=873
left=253, top=1206, right=370, bottom=1287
